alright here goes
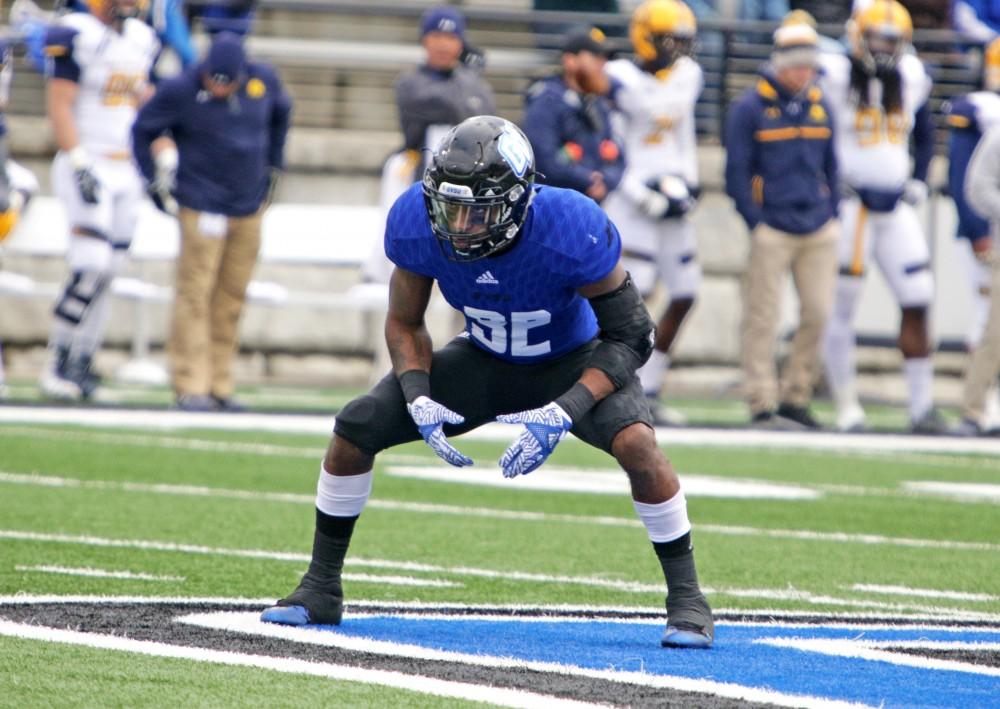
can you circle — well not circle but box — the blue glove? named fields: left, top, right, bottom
left=407, top=395, right=473, bottom=467
left=496, top=402, right=572, bottom=478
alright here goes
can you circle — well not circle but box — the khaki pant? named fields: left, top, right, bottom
left=742, top=220, right=839, bottom=414
left=962, top=253, right=1000, bottom=422
left=170, top=207, right=262, bottom=399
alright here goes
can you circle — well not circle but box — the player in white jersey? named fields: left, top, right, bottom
left=601, top=0, right=703, bottom=424
left=39, top=0, right=159, bottom=400
left=817, top=0, right=946, bottom=433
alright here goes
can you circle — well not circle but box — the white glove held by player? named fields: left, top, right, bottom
left=637, top=187, right=671, bottom=219
left=151, top=146, right=179, bottom=216
left=407, top=395, right=473, bottom=467
left=69, top=146, right=100, bottom=205
left=496, top=402, right=573, bottom=478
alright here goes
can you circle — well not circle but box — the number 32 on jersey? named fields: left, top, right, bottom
left=464, top=307, right=551, bottom=357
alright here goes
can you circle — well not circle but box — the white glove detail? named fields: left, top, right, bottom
left=496, top=402, right=573, bottom=478
left=407, top=395, right=473, bottom=467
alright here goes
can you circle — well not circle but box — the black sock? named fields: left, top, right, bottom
left=652, top=532, right=701, bottom=597
left=298, top=508, right=358, bottom=593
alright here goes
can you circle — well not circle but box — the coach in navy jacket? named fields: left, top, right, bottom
left=724, top=16, right=839, bottom=430
left=132, top=34, right=291, bottom=217
left=523, top=27, right=624, bottom=203
left=131, top=33, right=292, bottom=412
left=724, top=73, right=837, bottom=235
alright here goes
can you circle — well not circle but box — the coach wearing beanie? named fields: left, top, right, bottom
left=394, top=5, right=496, bottom=156
left=724, top=13, right=839, bottom=430
left=132, top=32, right=292, bottom=412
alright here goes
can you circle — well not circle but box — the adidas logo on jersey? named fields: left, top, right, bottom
left=476, top=271, right=500, bottom=285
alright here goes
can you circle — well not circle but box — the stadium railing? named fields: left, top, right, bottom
left=4, top=2, right=982, bottom=160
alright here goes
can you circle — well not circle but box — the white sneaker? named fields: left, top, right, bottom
left=836, top=402, right=867, bottom=432
left=39, top=370, right=82, bottom=401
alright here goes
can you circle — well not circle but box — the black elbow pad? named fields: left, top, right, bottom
left=587, top=274, right=656, bottom=389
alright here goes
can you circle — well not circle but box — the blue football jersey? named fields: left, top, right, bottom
left=385, top=184, right=622, bottom=363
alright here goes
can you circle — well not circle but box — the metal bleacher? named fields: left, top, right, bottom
left=3, top=1, right=985, bottom=171
left=212, top=1, right=986, bottom=153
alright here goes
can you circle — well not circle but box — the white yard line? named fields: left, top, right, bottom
left=1, top=595, right=997, bottom=626
left=0, top=620, right=602, bottom=709
left=341, top=574, right=461, bottom=588
left=2, top=528, right=998, bottom=618
left=901, top=481, right=1000, bottom=503
left=710, top=588, right=994, bottom=620
left=179, top=611, right=871, bottom=709
left=0, top=425, right=322, bottom=458
left=0, top=529, right=662, bottom=594
left=848, top=584, right=999, bottom=602
left=15, top=565, right=185, bottom=582
left=2, top=406, right=1000, bottom=455
left=696, top=524, right=1000, bottom=552
left=3, top=425, right=998, bottom=477
left=2, top=472, right=997, bottom=553
left=384, top=466, right=822, bottom=500
left=756, top=637, right=1000, bottom=678
left=11, top=540, right=462, bottom=588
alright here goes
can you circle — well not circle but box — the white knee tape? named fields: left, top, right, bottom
left=316, top=464, right=372, bottom=517
left=633, top=489, right=691, bottom=543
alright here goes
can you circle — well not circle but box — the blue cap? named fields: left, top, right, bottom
left=420, top=6, right=466, bottom=40
left=204, top=32, right=246, bottom=85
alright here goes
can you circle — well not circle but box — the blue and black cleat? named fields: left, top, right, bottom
left=260, top=604, right=312, bottom=626
left=662, top=591, right=714, bottom=649
left=260, top=586, right=343, bottom=627
left=661, top=624, right=713, bottom=649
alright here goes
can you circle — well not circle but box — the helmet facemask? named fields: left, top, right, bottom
left=422, top=117, right=536, bottom=263
left=91, top=0, right=143, bottom=23
left=649, top=32, right=693, bottom=71
left=861, top=26, right=906, bottom=72
left=423, top=177, right=530, bottom=261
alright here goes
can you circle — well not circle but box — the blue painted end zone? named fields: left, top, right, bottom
left=314, top=617, right=1000, bottom=708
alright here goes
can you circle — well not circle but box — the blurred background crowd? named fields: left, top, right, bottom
left=1, top=0, right=999, bottom=437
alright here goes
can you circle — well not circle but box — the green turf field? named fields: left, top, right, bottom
left=0, top=377, right=931, bottom=429
left=0, top=416, right=997, bottom=707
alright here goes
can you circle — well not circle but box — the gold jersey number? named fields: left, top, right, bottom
left=642, top=116, right=676, bottom=145
left=854, top=107, right=908, bottom=146
left=101, top=72, right=143, bottom=107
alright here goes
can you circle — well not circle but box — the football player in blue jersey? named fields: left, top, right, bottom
left=260, top=115, right=713, bottom=648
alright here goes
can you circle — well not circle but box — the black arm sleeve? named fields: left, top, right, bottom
left=586, top=274, right=656, bottom=390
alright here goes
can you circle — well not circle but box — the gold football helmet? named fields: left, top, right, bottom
left=630, top=0, right=697, bottom=70
left=85, top=0, right=145, bottom=21
left=782, top=9, right=818, bottom=28
left=848, top=0, right=913, bottom=72
left=0, top=209, right=19, bottom=243
left=0, top=191, right=25, bottom=243
left=985, top=37, right=1000, bottom=92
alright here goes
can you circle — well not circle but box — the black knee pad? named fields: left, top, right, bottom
left=53, top=270, right=109, bottom=325
left=333, top=394, right=395, bottom=456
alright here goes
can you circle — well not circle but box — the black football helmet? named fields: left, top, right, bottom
left=422, top=115, right=536, bottom=262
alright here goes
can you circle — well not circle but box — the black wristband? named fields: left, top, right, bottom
left=554, top=381, right=597, bottom=423
left=398, top=369, right=431, bottom=404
